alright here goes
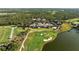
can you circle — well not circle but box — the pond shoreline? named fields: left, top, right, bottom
left=42, top=28, right=79, bottom=51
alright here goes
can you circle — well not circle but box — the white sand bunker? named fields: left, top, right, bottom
left=43, top=37, right=52, bottom=42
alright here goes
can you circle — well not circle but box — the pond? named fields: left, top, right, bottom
left=42, top=28, right=79, bottom=51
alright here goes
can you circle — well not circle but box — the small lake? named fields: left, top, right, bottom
left=42, top=28, right=79, bottom=51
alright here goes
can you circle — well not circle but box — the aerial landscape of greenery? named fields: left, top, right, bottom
left=0, top=8, right=79, bottom=51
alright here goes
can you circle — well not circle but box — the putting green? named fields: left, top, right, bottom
left=24, top=29, right=58, bottom=51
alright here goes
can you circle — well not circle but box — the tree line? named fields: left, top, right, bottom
left=0, top=11, right=79, bottom=26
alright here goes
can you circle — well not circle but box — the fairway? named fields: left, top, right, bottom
left=66, top=18, right=79, bottom=23
left=24, top=29, right=58, bottom=51
left=0, top=26, right=11, bottom=43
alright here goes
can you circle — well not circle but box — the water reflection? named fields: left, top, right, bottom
left=42, top=28, right=79, bottom=51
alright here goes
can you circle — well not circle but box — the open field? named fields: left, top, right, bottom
left=0, top=26, right=23, bottom=41
left=0, top=26, right=25, bottom=43
left=23, top=28, right=58, bottom=51
left=0, top=26, right=11, bottom=43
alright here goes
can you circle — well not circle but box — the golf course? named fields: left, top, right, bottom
left=23, top=28, right=58, bottom=51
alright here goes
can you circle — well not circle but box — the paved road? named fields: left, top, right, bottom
left=19, top=30, right=33, bottom=51
left=9, top=27, right=15, bottom=40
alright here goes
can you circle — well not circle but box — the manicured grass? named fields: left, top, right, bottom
left=66, top=18, right=79, bottom=23
left=0, top=26, right=11, bottom=43
left=24, top=29, right=58, bottom=51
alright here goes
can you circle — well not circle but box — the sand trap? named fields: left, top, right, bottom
left=43, top=37, right=52, bottom=42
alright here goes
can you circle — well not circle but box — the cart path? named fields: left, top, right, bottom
left=19, top=29, right=51, bottom=51
left=9, top=27, right=15, bottom=40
